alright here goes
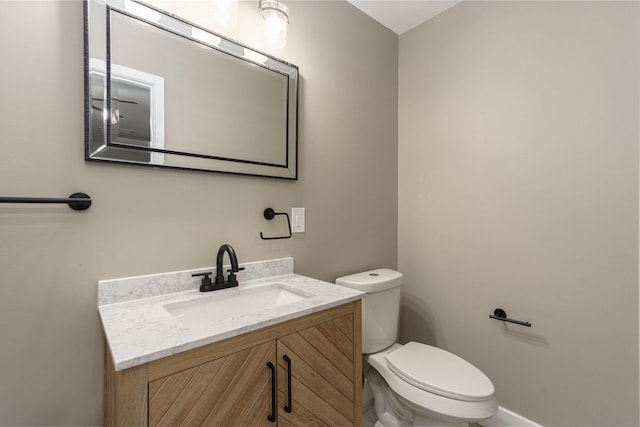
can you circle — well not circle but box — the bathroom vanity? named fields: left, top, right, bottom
left=99, top=258, right=363, bottom=426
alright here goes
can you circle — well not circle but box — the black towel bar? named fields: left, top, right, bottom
left=489, top=308, right=532, bottom=327
left=0, top=193, right=92, bottom=211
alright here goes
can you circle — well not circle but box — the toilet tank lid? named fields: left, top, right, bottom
left=335, top=269, right=403, bottom=293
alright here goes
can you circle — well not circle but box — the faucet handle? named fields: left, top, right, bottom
left=226, top=267, right=245, bottom=285
left=192, top=272, right=215, bottom=292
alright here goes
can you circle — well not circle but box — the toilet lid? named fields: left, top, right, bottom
left=384, top=342, right=495, bottom=402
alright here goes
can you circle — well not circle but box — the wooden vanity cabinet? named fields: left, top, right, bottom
left=104, top=301, right=362, bottom=426
left=148, top=341, right=276, bottom=426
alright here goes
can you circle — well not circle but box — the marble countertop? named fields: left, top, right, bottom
left=99, top=269, right=364, bottom=371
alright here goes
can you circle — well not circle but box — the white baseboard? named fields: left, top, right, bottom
left=481, top=406, right=542, bottom=427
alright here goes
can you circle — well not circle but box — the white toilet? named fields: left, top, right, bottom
left=336, top=269, right=498, bottom=427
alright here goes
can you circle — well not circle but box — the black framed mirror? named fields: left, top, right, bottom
left=84, top=0, right=299, bottom=179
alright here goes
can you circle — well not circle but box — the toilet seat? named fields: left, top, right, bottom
left=385, top=342, right=494, bottom=402
left=367, top=343, right=498, bottom=423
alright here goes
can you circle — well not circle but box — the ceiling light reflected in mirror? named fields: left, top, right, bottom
left=258, top=0, right=289, bottom=49
left=213, top=0, right=237, bottom=26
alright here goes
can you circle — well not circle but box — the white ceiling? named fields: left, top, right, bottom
left=346, top=0, right=461, bottom=35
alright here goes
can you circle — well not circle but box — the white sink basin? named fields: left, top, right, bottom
left=163, top=283, right=313, bottom=327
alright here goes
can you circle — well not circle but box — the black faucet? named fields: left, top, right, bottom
left=192, top=244, right=244, bottom=292
left=215, top=244, right=242, bottom=286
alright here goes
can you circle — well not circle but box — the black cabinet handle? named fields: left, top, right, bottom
left=283, top=355, right=292, bottom=413
left=267, top=362, right=276, bottom=422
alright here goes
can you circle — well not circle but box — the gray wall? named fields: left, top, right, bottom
left=0, top=1, right=398, bottom=425
left=4, top=1, right=637, bottom=426
left=398, top=2, right=639, bottom=426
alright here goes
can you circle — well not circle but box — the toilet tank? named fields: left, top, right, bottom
left=335, top=269, right=403, bottom=354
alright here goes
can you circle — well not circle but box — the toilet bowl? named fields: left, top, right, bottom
left=336, top=269, right=498, bottom=427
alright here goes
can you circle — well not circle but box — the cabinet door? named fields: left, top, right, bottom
left=277, top=313, right=357, bottom=426
left=149, top=340, right=277, bottom=426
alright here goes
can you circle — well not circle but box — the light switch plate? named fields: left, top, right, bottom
left=291, top=207, right=305, bottom=233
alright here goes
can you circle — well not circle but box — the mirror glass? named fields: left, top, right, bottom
left=84, top=0, right=299, bottom=179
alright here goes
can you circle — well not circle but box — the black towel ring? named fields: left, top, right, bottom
left=260, top=208, right=292, bottom=240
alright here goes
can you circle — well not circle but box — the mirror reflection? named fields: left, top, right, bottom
left=84, top=0, right=299, bottom=179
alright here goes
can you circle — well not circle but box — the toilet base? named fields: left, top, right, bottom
left=372, top=417, right=468, bottom=427
left=372, top=413, right=468, bottom=427
left=413, top=413, right=468, bottom=427
left=368, top=369, right=470, bottom=427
